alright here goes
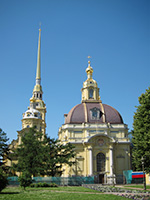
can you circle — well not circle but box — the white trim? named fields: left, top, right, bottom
left=89, top=148, right=93, bottom=175
left=110, top=148, right=113, bottom=175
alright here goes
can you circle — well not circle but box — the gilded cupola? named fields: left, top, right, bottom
left=81, top=60, right=101, bottom=103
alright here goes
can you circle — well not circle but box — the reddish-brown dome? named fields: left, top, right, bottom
left=65, top=102, right=123, bottom=124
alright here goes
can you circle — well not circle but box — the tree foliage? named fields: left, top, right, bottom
left=132, top=87, right=150, bottom=173
left=18, top=171, right=32, bottom=190
left=42, top=136, right=76, bottom=176
left=0, top=128, right=10, bottom=172
left=0, top=168, right=8, bottom=192
left=0, top=129, right=9, bottom=191
left=13, top=127, right=45, bottom=176
left=13, top=127, right=76, bottom=177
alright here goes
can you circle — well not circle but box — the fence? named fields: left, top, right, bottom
left=123, top=170, right=132, bottom=184
left=8, top=176, right=94, bottom=186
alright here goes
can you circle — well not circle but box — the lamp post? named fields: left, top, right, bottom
left=141, top=157, right=146, bottom=191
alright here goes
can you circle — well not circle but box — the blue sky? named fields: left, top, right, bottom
left=0, top=0, right=149, bottom=142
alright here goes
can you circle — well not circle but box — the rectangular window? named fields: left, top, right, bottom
left=74, top=131, right=82, bottom=133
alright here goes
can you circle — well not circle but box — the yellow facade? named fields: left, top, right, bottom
left=146, top=174, right=150, bottom=185
left=58, top=60, right=131, bottom=184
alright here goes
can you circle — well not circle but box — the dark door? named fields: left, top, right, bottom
left=99, top=174, right=104, bottom=184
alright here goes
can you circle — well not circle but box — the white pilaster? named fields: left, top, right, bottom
left=89, top=148, right=93, bottom=175
left=110, top=147, right=113, bottom=175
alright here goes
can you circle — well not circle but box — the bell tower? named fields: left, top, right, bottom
left=81, top=59, right=101, bottom=103
left=21, top=28, right=46, bottom=135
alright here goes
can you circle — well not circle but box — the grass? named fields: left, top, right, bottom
left=0, top=186, right=129, bottom=200
left=124, top=184, right=150, bottom=190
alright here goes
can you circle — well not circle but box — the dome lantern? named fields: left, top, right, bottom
left=86, top=60, right=93, bottom=80
left=81, top=60, right=101, bottom=103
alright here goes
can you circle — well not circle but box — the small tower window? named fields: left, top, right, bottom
left=89, top=89, right=93, bottom=99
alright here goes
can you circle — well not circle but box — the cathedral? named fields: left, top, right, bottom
left=58, top=60, right=131, bottom=184
left=8, top=29, right=131, bottom=184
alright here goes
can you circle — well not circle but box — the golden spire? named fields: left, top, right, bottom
left=36, top=28, right=41, bottom=84
left=33, top=28, right=43, bottom=95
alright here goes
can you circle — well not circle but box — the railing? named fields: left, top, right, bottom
left=7, top=176, right=94, bottom=186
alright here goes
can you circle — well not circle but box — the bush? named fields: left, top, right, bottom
left=30, top=183, right=37, bottom=188
left=18, top=172, right=32, bottom=190
left=41, top=182, right=51, bottom=187
left=0, top=169, right=8, bottom=192
left=30, top=182, right=58, bottom=188
left=49, top=183, right=58, bottom=187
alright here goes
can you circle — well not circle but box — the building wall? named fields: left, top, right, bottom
left=146, top=174, right=150, bottom=185
left=58, top=122, right=130, bottom=183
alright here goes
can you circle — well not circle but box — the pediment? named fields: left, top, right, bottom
left=88, top=134, right=115, bottom=144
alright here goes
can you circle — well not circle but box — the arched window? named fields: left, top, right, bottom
left=96, top=153, right=105, bottom=172
left=89, top=89, right=93, bottom=99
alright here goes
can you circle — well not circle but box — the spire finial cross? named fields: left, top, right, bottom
left=87, top=56, right=91, bottom=65
left=39, top=22, right=41, bottom=31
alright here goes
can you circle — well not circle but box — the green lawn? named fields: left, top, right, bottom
left=0, top=186, right=129, bottom=200
left=124, top=184, right=150, bottom=190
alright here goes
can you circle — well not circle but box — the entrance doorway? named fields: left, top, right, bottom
left=99, top=174, right=104, bottom=184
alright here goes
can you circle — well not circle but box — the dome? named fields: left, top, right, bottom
left=23, top=108, right=42, bottom=119
left=65, top=102, right=123, bottom=124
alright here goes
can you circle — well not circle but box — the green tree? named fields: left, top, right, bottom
left=0, top=168, right=8, bottom=192
left=132, top=87, right=150, bottom=173
left=0, top=128, right=10, bottom=172
left=13, top=127, right=76, bottom=177
left=0, top=129, right=9, bottom=192
left=42, top=136, right=76, bottom=177
left=18, top=171, right=32, bottom=190
left=13, top=127, right=45, bottom=176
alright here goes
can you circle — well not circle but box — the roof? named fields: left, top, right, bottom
left=23, top=108, right=42, bottom=119
left=65, top=102, right=123, bottom=124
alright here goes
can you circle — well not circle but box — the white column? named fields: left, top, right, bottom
left=89, top=148, right=93, bottom=176
left=110, top=148, right=113, bottom=175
